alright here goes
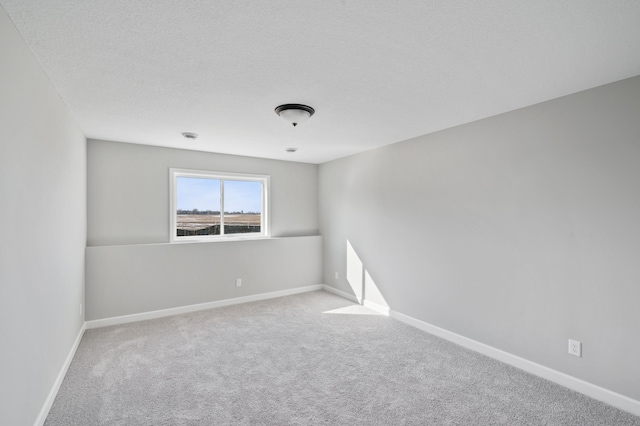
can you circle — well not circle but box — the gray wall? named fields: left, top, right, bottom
left=86, top=236, right=322, bottom=320
left=0, top=7, right=86, bottom=425
left=86, top=139, right=321, bottom=320
left=319, top=75, right=640, bottom=401
left=88, top=139, right=318, bottom=246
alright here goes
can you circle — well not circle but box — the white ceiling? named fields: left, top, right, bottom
left=2, top=1, right=640, bottom=164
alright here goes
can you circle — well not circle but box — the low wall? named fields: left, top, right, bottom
left=86, top=236, right=322, bottom=320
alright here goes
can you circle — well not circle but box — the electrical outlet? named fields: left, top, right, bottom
left=236, top=278, right=242, bottom=287
left=568, top=339, right=582, bottom=357
left=334, top=272, right=339, bottom=280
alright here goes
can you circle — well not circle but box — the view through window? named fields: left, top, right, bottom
left=170, top=169, right=268, bottom=241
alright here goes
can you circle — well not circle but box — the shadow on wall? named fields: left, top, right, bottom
left=346, top=240, right=390, bottom=315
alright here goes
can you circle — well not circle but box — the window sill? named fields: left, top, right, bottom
left=170, top=235, right=271, bottom=244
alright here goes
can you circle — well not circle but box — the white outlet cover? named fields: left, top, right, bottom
left=568, top=339, right=582, bottom=357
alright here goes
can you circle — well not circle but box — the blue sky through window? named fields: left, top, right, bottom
left=223, top=180, right=262, bottom=213
left=176, top=177, right=220, bottom=211
left=176, top=177, right=261, bottom=213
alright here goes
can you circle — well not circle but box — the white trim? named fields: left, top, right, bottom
left=363, top=300, right=390, bottom=316
left=321, top=284, right=389, bottom=316
left=86, top=285, right=324, bottom=329
left=321, top=284, right=360, bottom=303
left=389, top=310, right=640, bottom=417
left=34, top=322, right=86, bottom=426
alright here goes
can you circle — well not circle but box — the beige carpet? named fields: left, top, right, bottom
left=45, top=290, right=640, bottom=425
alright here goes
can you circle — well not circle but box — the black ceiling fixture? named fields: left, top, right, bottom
left=275, top=104, right=315, bottom=127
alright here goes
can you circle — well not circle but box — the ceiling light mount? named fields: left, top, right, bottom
left=275, top=104, right=315, bottom=127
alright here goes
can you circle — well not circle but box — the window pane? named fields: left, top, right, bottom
left=176, top=177, right=221, bottom=236
left=170, top=169, right=269, bottom=242
left=223, top=180, right=262, bottom=235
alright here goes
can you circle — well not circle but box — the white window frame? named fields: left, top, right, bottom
left=170, top=168, right=270, bottom=243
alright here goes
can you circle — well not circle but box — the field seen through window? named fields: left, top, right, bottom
left=176, top=212, right=261, bottom=236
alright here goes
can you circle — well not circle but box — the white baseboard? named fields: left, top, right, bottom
left=321, top=284, right=360, bottom=303
left=34, top=322, right=86, bottom=426
left=389, top=310, right=640, bottom=417
left=363, top=300, right=390, bottom=316
left=86, top=285, right=324, bottom=329
left=321, top=285, right=389, bottom=316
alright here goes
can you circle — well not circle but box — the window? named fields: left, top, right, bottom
left=170, top=168, right=269, bottom=242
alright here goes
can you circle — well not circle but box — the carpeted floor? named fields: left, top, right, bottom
left=45, top=290, right=640, bottom=425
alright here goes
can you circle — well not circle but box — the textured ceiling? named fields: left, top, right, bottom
left=2, top=1, right=640, bottom=164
